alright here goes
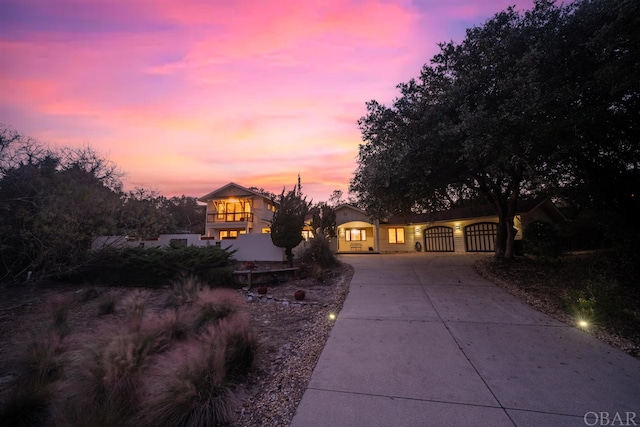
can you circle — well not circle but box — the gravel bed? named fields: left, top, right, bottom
left=232, top=263, right=353, bottom=426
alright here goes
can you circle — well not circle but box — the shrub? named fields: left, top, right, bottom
left=76, top=245, right=236, bottom=288
left=0, top=381, right=53, bottom=427
left=585, top=275, right=623, bottom=319
left=166, top=274, right=202, bottom=308
left=137, top=311, right=192, bottom=354
left=78, top=287, right=100, bottom=302
left=61, top=402, right=135, bottom=427
left=0, top=330, right=66, bottom=427
left=192, top=289, right=242, bottom=333
left=98, top=296, right=116, bottom=315
left=139, top=343, right=235, bottom=427
left=157, top=311, right=191, bottom=343
left=49, top=295, right=72, bottom=338
left=212, top=316, right=259, bottom=381
left=23, top=331, right=67, bottom=385
left=566, top=288, right=596, bottom=320
left=523, top=220, right=562, bottom=258
left=137, top=293, right=255, bottom=426
left=299, top=236, right=338, bottom=269
left=565, top=275, right=624, bottom=323
left=63, top=332, right=156, bottom=425
left=124, top=290, right=149, bottom=333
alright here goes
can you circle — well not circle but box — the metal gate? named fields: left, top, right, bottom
left=424, top=226, right=455, bottom=252
left=465, top=222, right=498, bottom=252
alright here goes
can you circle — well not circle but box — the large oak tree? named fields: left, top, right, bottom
left=351, top=0, right=639, bottom=259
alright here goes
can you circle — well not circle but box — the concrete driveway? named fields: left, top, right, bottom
left=290, top=253, right=640, bottom=427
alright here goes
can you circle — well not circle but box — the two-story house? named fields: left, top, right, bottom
left=198, top=182, right=278, bottom=240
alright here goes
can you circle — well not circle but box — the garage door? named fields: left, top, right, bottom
left=465, top=222, right=497, bottom=252
left=424, top=226, right=455, bottom=252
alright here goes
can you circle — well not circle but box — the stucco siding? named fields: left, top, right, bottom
left=336, top=207, right=371, bottom=224
left=336, top=226, right=376, bottom=252
left=378, top=225, right=422, bottom=253
left=92, top=233, right=287, bottom=262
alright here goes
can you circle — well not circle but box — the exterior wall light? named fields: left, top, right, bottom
left=455, top=224, right=461, bottom=230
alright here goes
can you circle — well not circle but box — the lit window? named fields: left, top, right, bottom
left=345, top=229, right=366, bottom=241
left=216, top=202, right=226, bottom=220
left=262, top=228, right=271, bottom=233
left=302, top=230, right=315, bottom=241
left=388, top=228, right=405, bottom=244
left=220, top=230, right=239, bottom=240
left=216, top=200, right=251, bottom=221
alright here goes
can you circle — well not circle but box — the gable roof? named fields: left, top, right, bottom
left=198, top=182, right=278, bottom=203
left=334, top=203, right=367, bottom=214
left=382, top=198, right=566, bottom=224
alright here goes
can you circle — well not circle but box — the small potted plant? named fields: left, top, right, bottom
left=257, top=286, right=268, bottom=295
left=294, top=290, right=305, bottom=301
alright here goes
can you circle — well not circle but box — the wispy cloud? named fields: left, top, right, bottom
left=0, top=0, right=536, bottom=201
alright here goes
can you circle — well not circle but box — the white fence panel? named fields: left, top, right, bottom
left=219, top=234, right=286, bottom=262
left=92, top=234, right=291, bottom=262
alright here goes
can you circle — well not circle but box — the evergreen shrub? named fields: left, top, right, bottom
left=523, top=220, right=562, bottom=258
left=77, top=246, right=235, bottom=288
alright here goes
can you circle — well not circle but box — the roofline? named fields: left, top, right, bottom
left=334, top=203, right=367, bottom=214
left=198, top=182, right=278, bottom=203
left=383, top=198, right=566, bottom=224
left=527, top=198, right=568, bottom=221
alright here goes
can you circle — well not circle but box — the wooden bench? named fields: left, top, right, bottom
left=233, top=267, right=298, bottom=286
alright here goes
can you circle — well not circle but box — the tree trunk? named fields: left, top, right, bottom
left=495, top=211, right=507, bottom=258
left=504, top=220, right=517, bottom=259
left=503, top=176, right=521, bottom=260
left=285, top=248, right=294, bottom=267
left=504, top=203, right=518, bottom=260
left=493, top=194, right=519, bottom=260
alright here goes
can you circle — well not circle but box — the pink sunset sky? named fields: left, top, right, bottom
left=1, top=0, right=537, bottom=202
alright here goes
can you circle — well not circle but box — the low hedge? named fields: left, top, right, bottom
left=74, top=246, right=236, bottom=288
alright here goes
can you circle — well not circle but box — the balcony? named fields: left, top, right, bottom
left=207, top=212, right=254, bottom=223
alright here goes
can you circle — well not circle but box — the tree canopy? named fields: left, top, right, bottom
left=0, top=133, right=121, bottom=279
left=0, top=126, right=205, bottom=282
left=310, top=202, right=336, bottom=239
left=350, top=0, right=639, bottom=259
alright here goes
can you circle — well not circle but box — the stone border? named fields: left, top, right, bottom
left=240, top=287, right=329, bottom=307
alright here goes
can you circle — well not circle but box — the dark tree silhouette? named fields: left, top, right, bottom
left=270, top=177, right=310, bottom=267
